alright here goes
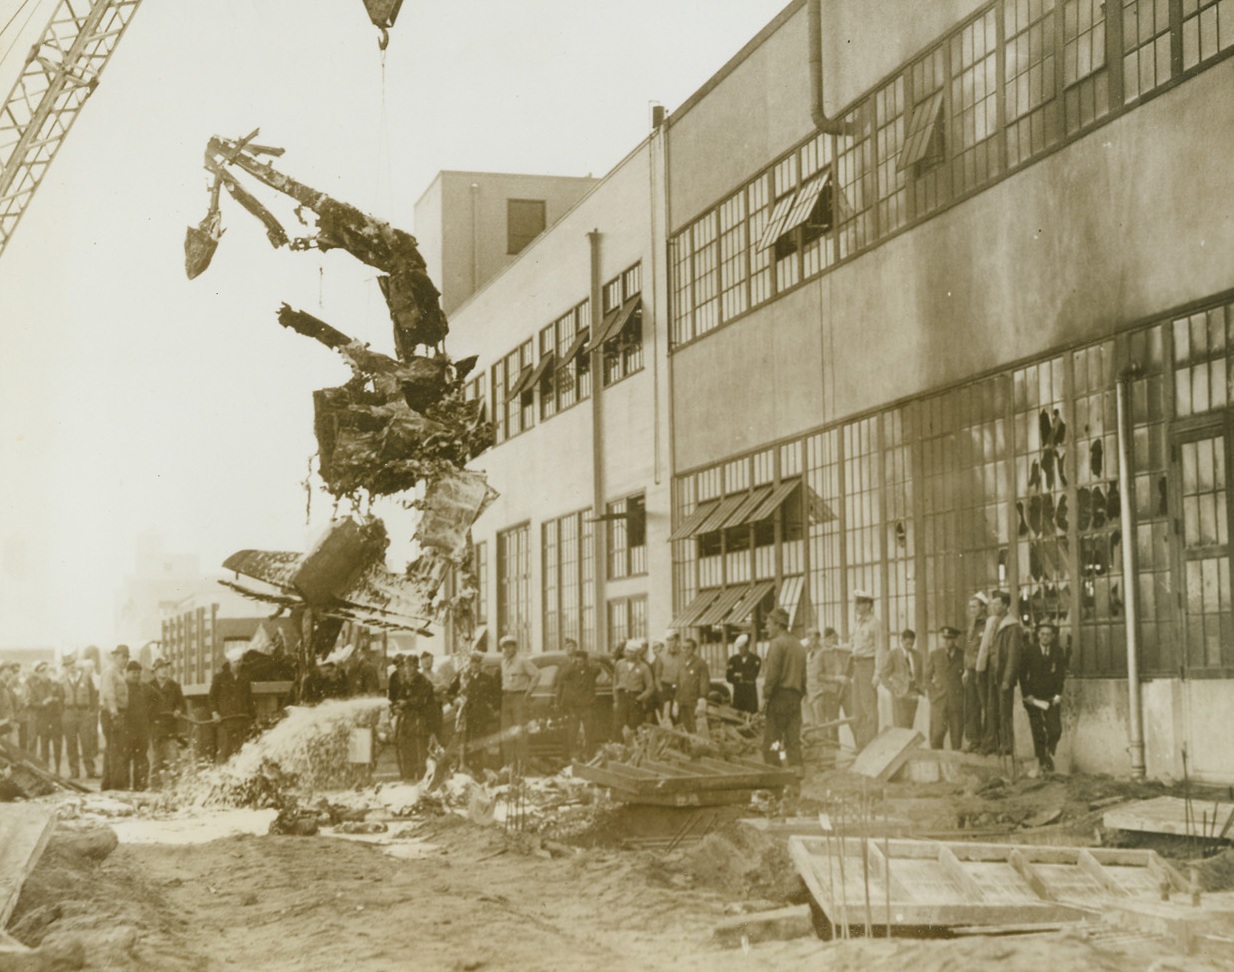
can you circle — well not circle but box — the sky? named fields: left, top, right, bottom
left=0, top=0, right=791, bottom=648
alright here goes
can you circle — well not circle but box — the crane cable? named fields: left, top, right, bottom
left=0, top=0, right=42, bottom=71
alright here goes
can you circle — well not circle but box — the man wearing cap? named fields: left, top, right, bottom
left=962, top=592, right=990, bottom=751
left=149, top=659, right=185, bottom=786
left=725, top=634, right=761, bottom=715
left=99, top=645, right=130, bottom=790
left=656, top=633, right=686, bottom=724
left=30, top=661, right=65, bottom=776
left=676, top=638, right=711, bottom=735
left=556, top=638, right=599, bottom=759
left=1019, top=621, right=1069, bottom=774
left=849, top=590, right=881, bottom=749
left=613, top=640, right=656, bottom=733
left=761, top=607, right=807, bottom=767
left=60, top=652, right=99, bottom=778
left=447, top=651, right=500, bottom=772
left=980, top=591, right=1024, bottom=757
left=925, top=627, right=966, bottom=750
left=120, top=660, right=156, bottom=789
left=208, top=655, right=255, bottom=763
left=389, top=653, right=435, bottom=779
left=498, top=636, right=540, bottom=769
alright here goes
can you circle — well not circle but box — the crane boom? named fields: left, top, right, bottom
left=0, top=0, right=143, bottom=260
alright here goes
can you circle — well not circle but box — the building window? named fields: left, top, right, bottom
left=608, top=595, right=648, bottom=648
left=1061, top=0, right=1110, bottom=133
left=873, top=76, right=908, bottom=235
left=507, top=198, right=546, bottom=255
left=950, top=9, right=1002, bottom=195
left=599, top=263, right=643, bottom=386
left=495, top=340, right=535, bottom=442
left=1182, top=0, right=1234, bottom=70
left=836, top=103, right=874, bottom=260
left=474, top=540, right=488, bottom=625
left=719, top=191, right=749, bottom=321
left=538, top=323, right=558, bottom=421
left=464, top=375, right=489, bottom=453
left=607, top=493, right=647, bottom=579
left=497, top=524, right=531, bottom=650
left=1122, top=0, right=1172, bottom=103
left=1004, top=0, right=1061, bottom=166
left=543, top=510, right=593, bottom=652
left=906, top=45, right=949, bottom=216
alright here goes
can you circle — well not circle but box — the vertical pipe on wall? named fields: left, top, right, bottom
left=589, top=229, right=607, bottom=656
left=469, top=182, right=480, bottom=295
left=1116, top=366, right=1147, bottom=779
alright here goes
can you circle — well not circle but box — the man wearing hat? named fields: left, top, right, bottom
left=30, top=661, right=65, bottom=776
left=613, top=639, right=656, bottom=733
left=761, top=607, right=806, bottom=767
left=849, top=590, right=881, bottom=749
left=656, top=633, right=686, bottom=724
left=498, top=635, right=540, bottom=768
left=99, top=645, right=130, bottom=790
left=925, top=627, right=966, bottom=750
left=388, top=653, right=435, bottom=779
left=120, top=660, right=156, bottom=789
left=725, top=633, right=761, bottom=715
left=962, top=592, right=990, bottom=751
left=149, top=659, right=185, bottom=786
left=675, top=638, right=711, bottom=735
left=980, top=591, right=1024, bottom=756
left=208, top=653, right=255, bottom=763
left=60, top=652, right=99, bottom=778
left=1019, top=621, right=1069, bottom=774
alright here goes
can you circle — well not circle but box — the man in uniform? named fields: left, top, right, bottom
left=761, top=607, right=807, bottom=768
left=1019, top=621, right=1069, bottom=774
left=556, top=638, right=598, bottom=759
left=725, top=634, right=761, bottom=714
left=498, top=636, right=540, bottom=769
left=848, top=590, right=882, bottom=749
left=613, top=640, right=656, bottom=733
left=99, top=645, right=130, bottom=790
left=389, top=653, right=435, bottom=779
left=208, top=654, right=255, bottom=763
left=925, top=626, right=966, bottom=750
left=149, top=658, right=185, bottom=786
left=675, top=638, right=711, bottom=735
left=30, top=661, right=65, bottom=776
left=60, top=652, right=98, bottom=778
left=447, top=651, right=500, bottom=772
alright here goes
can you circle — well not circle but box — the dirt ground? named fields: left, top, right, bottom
left=7, top=766, right=1234, bottom=972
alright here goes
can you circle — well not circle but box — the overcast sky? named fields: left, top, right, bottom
left=0, top=0, right=792, bottom=648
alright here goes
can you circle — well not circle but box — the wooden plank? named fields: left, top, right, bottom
left=849, top=727, right=924, bottom=782
left=624, top=787, right=762, bottom=808
left=1078, top=849, right=1129, bottom=897
left=1009, top=849, right=1054, bottom=902
left=1104, top=795, right=1234, bottom=838
left=866, top=840, right=912, bottom=900
left=938, top=846, right=985, bottom=903
left=0, top=805, right=56, bottom=927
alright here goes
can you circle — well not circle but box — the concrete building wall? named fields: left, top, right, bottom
left=416, top=171, right=599, bottom=315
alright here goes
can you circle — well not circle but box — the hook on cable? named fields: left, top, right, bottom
left=378, top=25, right=389, bottom=51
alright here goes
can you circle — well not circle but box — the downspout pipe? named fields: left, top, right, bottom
left=1116, top=366, right=1147, bottom=780
left=808, top=0, right=849, bottom=135
left=588, top=229, right=607, bottom=657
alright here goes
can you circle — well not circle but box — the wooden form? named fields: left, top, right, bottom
left=848, top=727, right=924, bottom=782
left=0, top=805, right=56, bottom=936
left=1103, top=795, right=1234, bottom=839
left=573, top=752, right=797, bottom=806
left=788, top=835, right=1188, bottom=932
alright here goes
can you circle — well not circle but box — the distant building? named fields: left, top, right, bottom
left=114, top=531, right=217, bottom=647
left=425, top=0, right=1234, bottom=783
left=159, top=588, right=267, bottom=697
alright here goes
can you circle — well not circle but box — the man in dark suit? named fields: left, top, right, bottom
left=879, top=628, right=923, bottom=730
left=924, top=626, right=965, bottom=750
left=1019, top=621, right=1069, bottom=774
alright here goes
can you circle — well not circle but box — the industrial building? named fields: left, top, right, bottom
left=428, top=0, right=1234, bottom=782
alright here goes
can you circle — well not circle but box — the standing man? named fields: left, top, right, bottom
left=208, top=654, right=255, bottom=763
left=880, top=629, right=923, bottom=730
left=1019, top=621, right=1069, bottom=774
left=348, top=649, right=380, bottom=696
left=980, top=591, right=1023, bottom=756
left=60, top=652, right=99, bottom=778
left=448, top=651, right=500, bottom=772
left=761, top=607, right=807, bottom=768
left=420, top=652, right=445, bottom=743
left=725, top=634, right=761, bottom=715
left=556, top=638, right=598, bottom=760
left=389, top=653, right=435, bottom=779
left=675, top=639, right=711, bottom=735
left=30, top=662, right=65, bottom=775
left=848, top=590, right=882, bottom=750
left=498, top=636, right=540, bottom=769
left=925, top=626, right=966, bottom=750
left=962, top=592, right=989, bottom=751
left=99, top=645, right=130, bottom=790
left=120, top=660, right=156, bottom=790
left=149, top=659, right=185, bottom=787
left=613, top=640, right=656, bottom=733
left=656, top=633, right=686, bottom=724
left=0, top=662, right=19, bottom=747
left=815, top=628, right=853, bottom=743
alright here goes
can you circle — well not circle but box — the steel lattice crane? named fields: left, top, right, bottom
left=0, top=0, right=144, bottom=260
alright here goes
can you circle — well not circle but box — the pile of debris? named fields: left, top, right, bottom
left=175, top=697, right=386, bottom=808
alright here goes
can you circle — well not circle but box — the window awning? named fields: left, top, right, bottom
left=562, top=327, right=590, bottom=364
left=505, top=364, right=534, bottom=399
left=748, top=479, right=801, bottom=521
left=586, top=294, right=641, bottom=352
left=722, top=484, right=774, bottom=529
left=669, top=498, right=720, bottom=541
left=806, top=485, right=838, bottom=524
left=669, top=588, right=722, bottom=628
left=898, top=89, right=945, bottom=170
left=694, top=491, right=751, bottom=534
left=778, top=576, right=805, bottom=629
left=695, top=585, right=751, bottom=626
left=756, top=190, right=801, bottom=251
left=715, top=580, right=776, bottom=626
left=525, top=350, right=555, bottom=389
